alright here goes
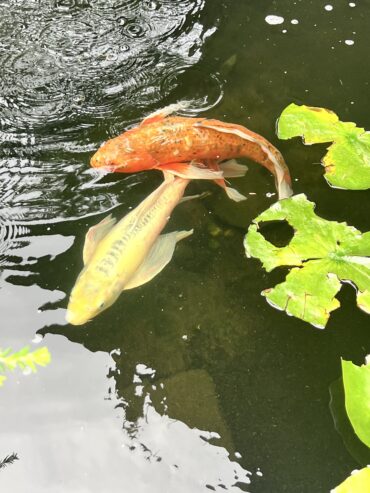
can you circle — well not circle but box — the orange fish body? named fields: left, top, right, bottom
left=91, top=106, right=292, bottom=200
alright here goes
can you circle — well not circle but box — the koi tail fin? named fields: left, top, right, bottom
left=277, top=175, right=293, bottom=200
left=268, top=152, right=293, bottom=200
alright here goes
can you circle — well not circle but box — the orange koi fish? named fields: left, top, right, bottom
left=90, top=102, right=293, bottom=201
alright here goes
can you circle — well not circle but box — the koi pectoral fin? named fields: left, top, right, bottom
left=158, top=162, right=223, bottom=180
left=219, top=159, right=248, bottom=178
left=204, top=159, right=247, bottom=202
left=179, top=191, right=211, bottom=203
left=224, top=186, right=247, bottom=202
left=218, top=160, right=248, bottom=201
left=123, top=230, right=193, bottom=290
left=83, top=214, right=117, bottom=265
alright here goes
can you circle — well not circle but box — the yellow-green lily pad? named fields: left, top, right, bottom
left=342, top=358, right=370, bottom=449
left=278, top=103, right=370, bottom=190
left=332, top=467, right=370, bottom=492
left=244, top=194, right=370, bottom=328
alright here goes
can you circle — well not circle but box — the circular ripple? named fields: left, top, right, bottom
left=116, top=16, right=148, bottom=39
left=95, top=0, right=143, bottom=15
left=3, top=50, right=67, bottom=101
left=54, top=0, right=91, bottom=12
left=160, top=67, right=223, bottom=113
left=40, top=16, right=99, bottom=58
left=1, top=46, right=73, bottom=129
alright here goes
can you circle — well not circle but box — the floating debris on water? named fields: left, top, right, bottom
left=265, top=15, right=285, bottom=25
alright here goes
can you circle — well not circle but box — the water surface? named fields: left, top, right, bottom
left=1, top=1, right=370, bottom=492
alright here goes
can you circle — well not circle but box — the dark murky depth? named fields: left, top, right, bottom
left=1, top=1, right=370, bottom=492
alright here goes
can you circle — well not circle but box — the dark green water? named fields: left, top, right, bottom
left=1, top=1, right=370, bottom=491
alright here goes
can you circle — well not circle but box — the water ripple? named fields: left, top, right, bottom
left=0, top=0, right=208, bottom=135
left=0, top=158, right=140, bottom=224
left=0, top=216, right=29, bottom=267
left=0, top=0, right=217, bottom=264
left=161, top=68, right=224, bottom=114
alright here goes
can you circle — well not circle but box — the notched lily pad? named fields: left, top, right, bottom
left=332, top=467, right=370, bottom=493
left=342, top=358, right=370, bottom=449
left=278, top=103, right=370, bottom=190
left=244, top=194, right=370, bottom=328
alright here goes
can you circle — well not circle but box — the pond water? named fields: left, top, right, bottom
left=1, top=1, right=370, bottom=492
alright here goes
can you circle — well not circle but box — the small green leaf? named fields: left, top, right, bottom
left=332, top=467, right=370, bottom=492
left=342, top=359, right=370, bottom=448
left=244, top=194, right=370, bottom=328
left=277, top=103, right=370, bottom=190
left=0, top=346, right=51, bottom=386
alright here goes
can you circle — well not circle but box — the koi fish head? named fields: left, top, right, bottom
left=66, top=269, right=121, bottom=325
left=90, top=135, right=156, bottom=173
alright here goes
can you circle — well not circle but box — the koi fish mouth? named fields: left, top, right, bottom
left=66, top=308, right=90, bottom=326
left=90, top=154, right=102, bottom=168
left=90, top=153, right=128, bottom=173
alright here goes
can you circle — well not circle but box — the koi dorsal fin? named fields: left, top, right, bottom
left=83, top=214, right=117, bottom=265
left=141, top=101, right=192, bottom=126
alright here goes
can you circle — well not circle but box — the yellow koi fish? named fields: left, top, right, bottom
left=66, top=175, right=193, bottom=325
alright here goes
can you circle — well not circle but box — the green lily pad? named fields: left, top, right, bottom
left=244, top=194, right=370, bottom=328
left=332, top=467, right=370, bottom=493
left=329, top=378, right=370, bottom=465
left=342, top=358, right=370, bottom=449
left=277, top=103, right=370, bottom=190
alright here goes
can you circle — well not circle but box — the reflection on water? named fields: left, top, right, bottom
left=0, top=340, right=252, bottom=493
left=119, top=396, right=252, bottom=492
left=0, top=232, right=253, bottom=492
left=0, top=0, right=219, bottom=263
left=0, top=1, right=252, bottom=490
left=2, top=0, right=370, bottom=491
